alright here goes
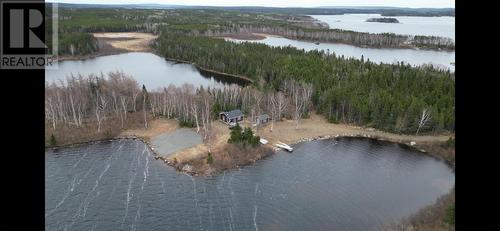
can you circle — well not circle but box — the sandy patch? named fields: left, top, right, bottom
left=92, top=32, right=157, bottom=52
left=120, top=118, right=178, bottom=140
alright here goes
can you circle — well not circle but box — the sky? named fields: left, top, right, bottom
left=48, top=0, right=455, bottom=8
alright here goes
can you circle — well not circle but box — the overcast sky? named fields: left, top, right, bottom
left=49, top=0, right=455, bottom=8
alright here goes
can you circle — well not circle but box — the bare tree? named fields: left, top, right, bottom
left=119, top=95, right=128, bottom=128
left=191, top=95, right=200, bottom=133
left=200, top=90, right=213, bottom=153
left=292, top=86, right=305, bottom=129
left=275, top=91, right=287, bottom=121
left=416, top=108, right=432, bottom=135
left=268, top=92, right=277, bottom=132
left=95, top=92, right=108, bottom=133
left=142, top=85, right=149, bottom=129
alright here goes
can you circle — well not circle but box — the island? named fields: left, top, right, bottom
left=366, top=17, right=400, bottom=23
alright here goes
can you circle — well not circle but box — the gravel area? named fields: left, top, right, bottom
left=151, top=128, right=203, bottom=157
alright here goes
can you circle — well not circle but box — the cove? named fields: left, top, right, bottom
left=45, top=137, right=454, bottom=231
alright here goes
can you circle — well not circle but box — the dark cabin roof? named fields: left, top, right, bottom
left=221, top=109, right=243, bottom=118
left=256, top=114, right=270, bottom=120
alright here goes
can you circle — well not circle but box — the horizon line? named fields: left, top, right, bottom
left=45, top=1, right=455, bottom=9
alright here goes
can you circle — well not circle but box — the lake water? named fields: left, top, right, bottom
left=45, top=137, right=454, bottom=231
left=45, top=52, right=249, bottom=90
left=311, top=14, right=455, bottom=40
left=226, top=36, right=455, bottom=71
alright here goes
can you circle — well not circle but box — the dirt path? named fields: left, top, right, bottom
left=253, top=112, right=452, bottom=146
left=120, top=119, right=178, bottom=141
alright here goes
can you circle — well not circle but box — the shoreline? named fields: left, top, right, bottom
left=46, top=116, right=454, bottom=172
left=225, top=32, right=455, bottom=52
left=162, top=56, right=255, bottom=84
left=55, top=50, right=126, bottom=62
left=45, top=131, right=454, bottom=175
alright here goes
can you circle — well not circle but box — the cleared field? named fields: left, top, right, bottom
left=92, top=32, right=157, bottom=52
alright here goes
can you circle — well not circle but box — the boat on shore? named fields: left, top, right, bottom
left=275, top=141, right=293, bottom=152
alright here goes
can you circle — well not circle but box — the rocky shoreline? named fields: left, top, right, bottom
left=46, top=131, right=453, bottom=175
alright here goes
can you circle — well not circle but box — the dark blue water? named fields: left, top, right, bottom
left=45, top=138, right=454, bottom=231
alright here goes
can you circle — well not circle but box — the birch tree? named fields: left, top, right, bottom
left=416, top=108, right=432, bottom=135
left=142, top=85, right=149, bottom=129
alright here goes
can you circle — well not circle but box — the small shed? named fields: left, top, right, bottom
left=255, top=114, right=270, bottom=125
left=219, top=109, right=244, bottom=124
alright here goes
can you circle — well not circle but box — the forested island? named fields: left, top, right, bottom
left=366, top=17, right=399, bottom=23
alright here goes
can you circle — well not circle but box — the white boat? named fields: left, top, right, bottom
left=275, top=142, right=293, bottom=152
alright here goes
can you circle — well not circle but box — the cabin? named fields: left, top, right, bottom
left=255, top=114, right=270, bottom=125
left=219, top=109, right=244, bottom=124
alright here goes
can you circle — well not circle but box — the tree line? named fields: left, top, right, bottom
left=45, top=72, right=314, bottom=146
left=194, top=24, right=454, bottom=50
left=155, top=32, right=454, bottom=134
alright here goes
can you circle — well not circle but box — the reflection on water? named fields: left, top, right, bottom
left=45, top=52, right=250, bottom=89
left=226, top=36, right=455, bottom=72
left=311, top=14, right=455, bottom=40
left=45, top=137, right=454, bottom=231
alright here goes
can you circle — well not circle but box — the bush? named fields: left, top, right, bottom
left=228, top=124, right=260, bottom=147
left=206, top=152, right=213, bottom=164
left=328, top=116, right=339, bottom=124
left=445, top=137, right=455, bottom=147
left=104, top=129, right=113, bottom=139
left=49, top=134, right=57, bottom=146
left=228, top=124, right=243, bottom=143
left=179, top=120, right=196, bottom=128
left=445, top=204, right=455, bottom=224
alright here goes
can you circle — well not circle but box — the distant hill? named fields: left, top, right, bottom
left=48, top=3, right=454, bottom=17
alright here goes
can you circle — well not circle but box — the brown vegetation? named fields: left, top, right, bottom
left=45, top=112, right=147, bottom=147
left=383, top=188, right=455, bottom=231
left=120, top=118, right=179, bottom=141
left=171, top=143, right=273, bottom=175
left=92, top=32, right=157, bottom=52
left=414, top=141, right=455, bottom=167
left=258, top=112, right=452, bottom=146
left=165, top=120, right=273, bottom=175
left=56, top=32, right=157, bottom=61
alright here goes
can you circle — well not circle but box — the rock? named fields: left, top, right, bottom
left=182, top=164, right=193, bottom=173
left=410, top=141, right=416, bottom=146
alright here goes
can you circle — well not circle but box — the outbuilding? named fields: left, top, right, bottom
left=255, top=114, right=270, bottom=125
left=219, top=109, right=244, bottom=124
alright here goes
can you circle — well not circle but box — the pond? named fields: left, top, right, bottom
left=226, top=36, right=455, bottom=71
left=45, top=137, right=454, bottom=231
left=45, top=52, right=250, bottom=89
left=311, top=14, right=455, bottom=40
